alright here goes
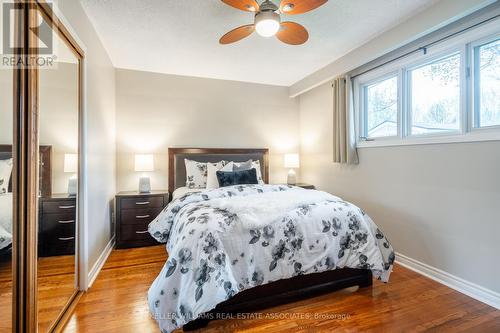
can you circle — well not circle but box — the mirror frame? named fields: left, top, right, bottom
left=13, top=1, right=85, bottom=332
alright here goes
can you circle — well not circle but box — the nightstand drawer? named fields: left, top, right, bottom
left=41, top=213, right=76, bottom=231
left=120, top=224, right=153, bottom=241
left=121, top=208, right=162, bottom=225
left=40, top=222, right=76, bottom=257
left=120, top=196, right=164, bottom=209
left=42, top=200, right=77, bottom=214
left=42, top=221, right=75, bottom=237
left=42, top=235, right=75, bottom=257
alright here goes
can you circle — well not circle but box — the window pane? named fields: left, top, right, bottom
left=365, top=76, right=398, bottom=137
left=476, top=39, right=500, bottom=127
left=410, top=53, right=461, bottom=135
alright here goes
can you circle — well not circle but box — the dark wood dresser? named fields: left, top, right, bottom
left=115, top=191, right=169, bottom=249
left=39, top=195, right=77, bottom=257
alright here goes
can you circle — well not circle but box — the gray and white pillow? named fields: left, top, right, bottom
left=233, top=159, right=252, bottom=172
left=0, top=158, right=13, bottom=195
left=232, top=159, right=264, bottom=184
left=185, top=159, right=225, bottom=189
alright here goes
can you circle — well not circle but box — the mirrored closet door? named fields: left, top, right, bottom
left=0, top=41, right=15, bottom=333
left=3, top=2, right=85, bottom=331
left=37, top=13, right=81, bottom=331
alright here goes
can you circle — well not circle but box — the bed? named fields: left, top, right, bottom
left=148, top=148, right=394, bottom=332
left=0, top=145, right=52, bottom=256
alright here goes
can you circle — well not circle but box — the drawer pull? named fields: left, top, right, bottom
left=135, top=201, right=150, bottom=205
left=59, top=205, right=76, bottom=209
left=135, top=230, right=149, bottom=234
left=58, top=220, right=75, bottom=224
left=136, top=215, right=151, bottom=219
left=58, top=236, right=75, bottom=241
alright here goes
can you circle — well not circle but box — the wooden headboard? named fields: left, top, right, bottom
left=168, top=148, right=269, bottom=194
left=0, top=145, right=52, bottom=197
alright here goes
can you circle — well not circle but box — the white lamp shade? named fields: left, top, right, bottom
left=284, top=153, right=300, bottom=168
left=63, top=154, right=78, bottom=173
left=135, top=154, right=154, bottom=172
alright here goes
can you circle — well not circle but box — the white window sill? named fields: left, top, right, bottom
left=356, top=130, right=500, bottom=148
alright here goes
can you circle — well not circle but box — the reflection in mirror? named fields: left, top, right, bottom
left=0, top=55, right=14, bottom=332
left=37, top=23, right=80, bottom=332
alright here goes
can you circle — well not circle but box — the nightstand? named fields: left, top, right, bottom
left=293, top=183, right=315, bottom=190
left=115, top=191, right=169, bottom=249
left=39, top=194, right=77, bottom=257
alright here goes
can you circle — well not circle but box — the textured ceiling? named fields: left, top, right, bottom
left=80, top=0, right=440, bottom=86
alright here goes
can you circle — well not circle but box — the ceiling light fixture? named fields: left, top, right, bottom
left=254, top=11, right=281, bottom=37
left=219, top=0, right=329, bottom=45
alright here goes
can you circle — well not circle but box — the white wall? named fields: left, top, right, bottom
left=39, top=62, right=79, bottom=194
left=58, top=0, right=116, bottom=275
left=115, top=69, right=299, bottom=192
left=0, top=70, right=13, bottom=143
left=298, top=0, right=500, bottom=296
left=300, top=82, right=500, bottom=294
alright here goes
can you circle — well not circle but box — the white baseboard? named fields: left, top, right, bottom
left=396, top=252, right=500, bottom=310
left=87, top=236, right=115, bottom=289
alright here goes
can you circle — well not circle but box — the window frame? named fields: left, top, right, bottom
left=405, top=47, right=466, bottom=139
left=358, top=70, right=401, bottom=141
left=355, top=18, right=500, bottom=148
left=470, top=34, right=500, bottom=132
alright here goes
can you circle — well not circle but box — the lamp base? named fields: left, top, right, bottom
left=139, top=177, right=151, bottom=193
left=67, top=178, right=77, bottom=196
left=287, top=169, right=297, bottom=185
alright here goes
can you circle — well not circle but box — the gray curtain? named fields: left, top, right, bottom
left=333, top=75, right=359, bottom=164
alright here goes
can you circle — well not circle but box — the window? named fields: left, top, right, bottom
left=409, top=53, right=461, bottom=135
left=474, top=38, right=500, bottom=128
left=355, top=19, right=500, bottom=147
left=364, top=76, right=398, bottom=138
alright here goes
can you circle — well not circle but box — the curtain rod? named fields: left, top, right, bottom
left=350, top=13, right=500, bottom=80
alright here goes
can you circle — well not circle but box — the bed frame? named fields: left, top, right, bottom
left=0, top=145, right=52, bottom=197
left=167, top=148, right=373, bottom=331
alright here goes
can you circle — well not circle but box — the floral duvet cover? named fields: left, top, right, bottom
left=148, top=184, right=394, bottom=332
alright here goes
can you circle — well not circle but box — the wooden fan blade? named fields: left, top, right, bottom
left=276, top=22, right=309, bottom=45
left=279, top=0, right=328, bottom=15
left=220, top=24, right=255, bottom=44
left=221, top=0, right=259, bottom=12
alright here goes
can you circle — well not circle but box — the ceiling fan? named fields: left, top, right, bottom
left=219, top=0, right=328, bottom=45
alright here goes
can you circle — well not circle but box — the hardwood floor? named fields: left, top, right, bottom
left=38, top=255, right=77, bottom=332
left=0, top=254, right=76, bottom=333
left=63, top=245, right=500, bottom=333
left=0, top=254, right=13, bottom=332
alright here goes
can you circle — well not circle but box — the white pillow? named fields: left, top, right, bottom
left=252, top=160, right=265, bottom=184
left=0, top=225, right=12, bottom=251
left=0, top=158, right=13, bottom=195
left=185, top=159, right=207, bottom=189
left=206, top=162, right=234, bottom=189
left=233, top=160, right=265, bottom=184
left=184, top=159, right=225, bottom=189
left=0, top=193, right=12, bottom=234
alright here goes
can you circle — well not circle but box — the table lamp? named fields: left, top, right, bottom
left=135, top=154, right=154, bottom=193
left=64, top=153, right=78, bottom=196
left=284, top=153, right=300, bottom=185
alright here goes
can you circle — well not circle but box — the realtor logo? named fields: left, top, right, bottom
left=1, top=0, right=56, bottom=68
